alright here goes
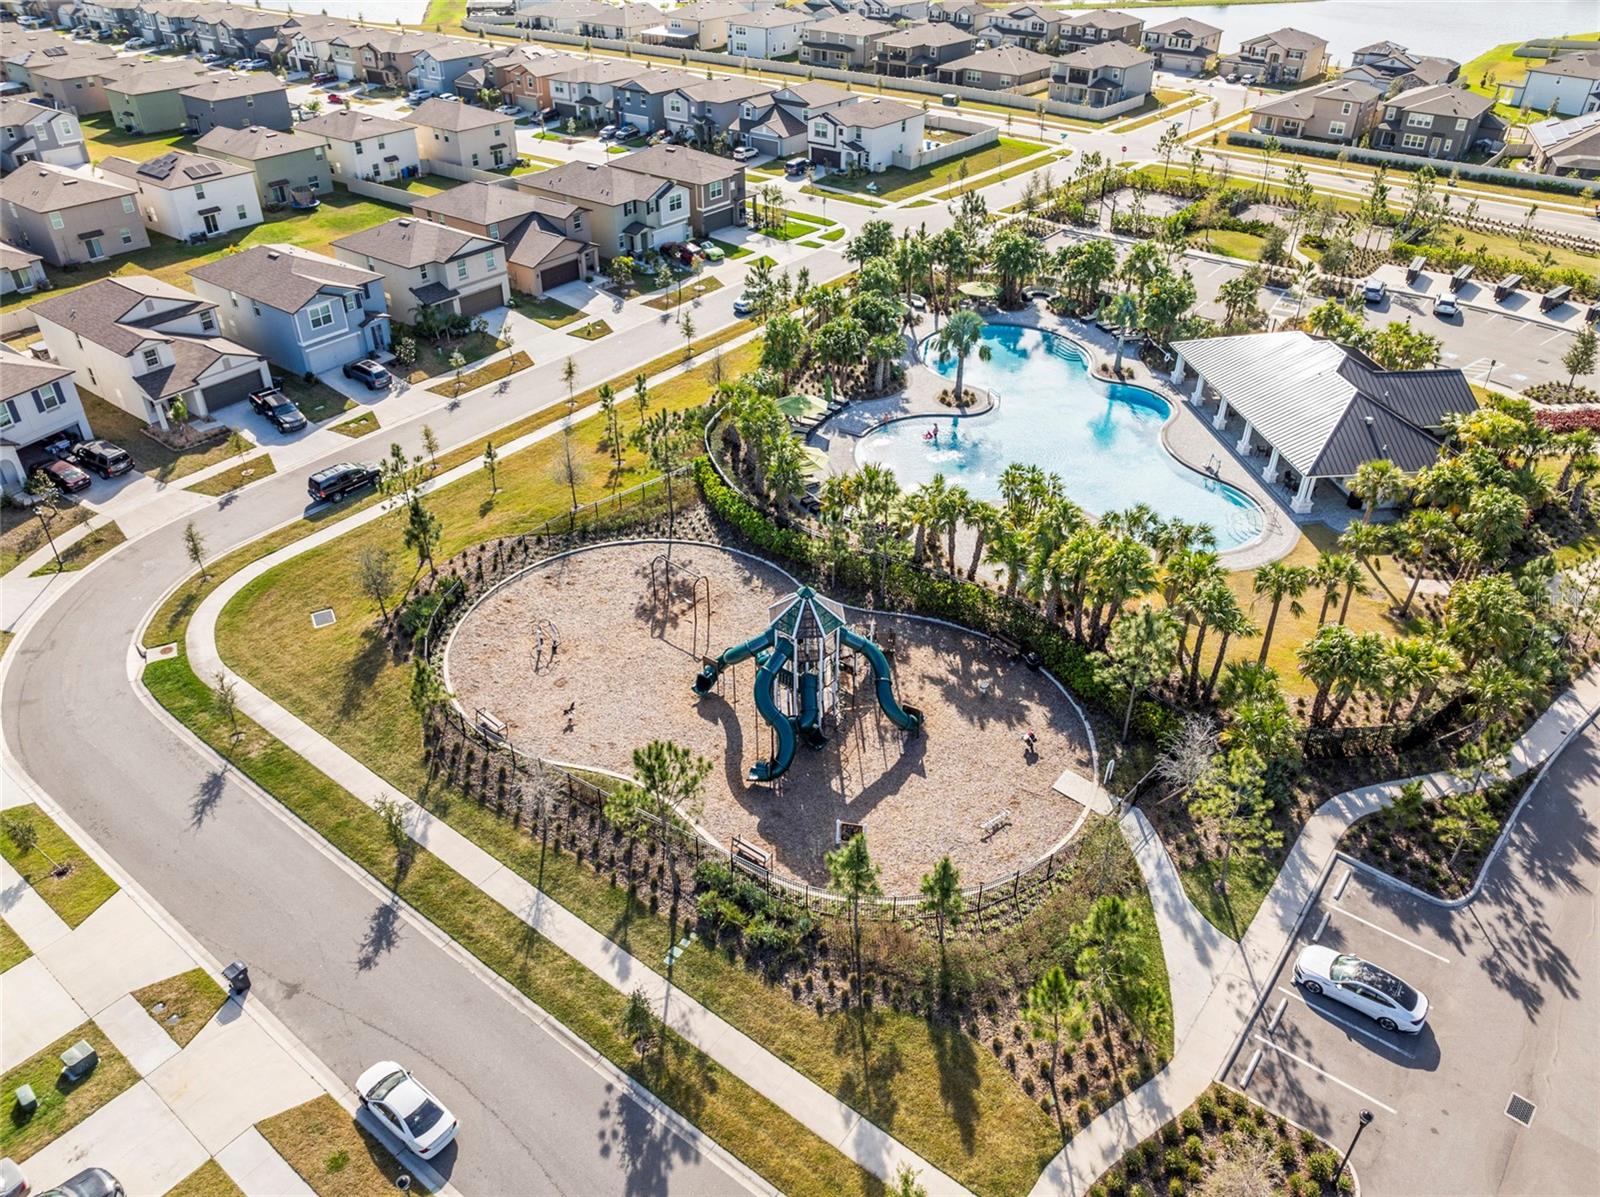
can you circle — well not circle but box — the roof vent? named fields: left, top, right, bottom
left=397, top=218, right=412, bottom=226
left=266, top=251, right=279, bottom=259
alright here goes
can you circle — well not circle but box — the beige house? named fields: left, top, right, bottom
left=405, top=97, right=516, bottom=174
left=1220, top=28, right=1329, bottom=85
left=0, top=162, right=148, bottom=268
left=612, top=144, right=745, bottom=235
left=1250, top=79, right=1381, bottom=145
left=518, top=160, right=691, bottom=260
left=195, top=125, right=332, bottom=207
left=935, top=45, right=1054, bottom=91
left=801, top=13, right=896, bottom=70
left=332, top=216, right=509, bottom=324
left=410, top=181, right=596, bottom=295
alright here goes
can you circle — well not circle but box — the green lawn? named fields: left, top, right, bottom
left=1179, top=854, right=1278, bottom=942
left=1197, top=229, right=1268, bottom=261
left=393, top=326, right=506, bottom=383
left=76, top=393, right=247, bottom=483
left=376, top=173, right=459, bottom=196
left=166, top=1160, right=244, bottom=1197
left=815, top=137, right=1045, bottom=202
left=277, top=374, right=356, bottom=424
left=79, top=113, right=194, bottom=165
left=1461, top=33, right=1600, bottom=123
left=758, top=217, right=824, bottom=242
left=28, top=521, right=125, bottom=576
left=0, top=806, right=119, bottom=928
left=819, top=228, right=846, bottom=242
left=427, top=350, right=534, bottom=398
left=259, top=1095, right=422, bottom=1197
left=332, top=412, right=379, bottom=438
left=643, top=275, right=724, bottom=310
left=1, top=503, right=93, bottom=578
left=709, top=238, right=753, bottom=259
left=0, top=1024, right=139, bottom=1162
left=566, top=319, right=613, bottom=341
left=800, top=185, right=885, bottom=208
left=0, top=919, right=30, bottom=972
left=516, top=294, right=586, bottom=328
left=186, top=456, right=275, bottom=497
left=132, top=968, right=228, bottom=1048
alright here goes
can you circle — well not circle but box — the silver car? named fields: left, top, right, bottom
left=1294, top=945, right=1429, bottom=1033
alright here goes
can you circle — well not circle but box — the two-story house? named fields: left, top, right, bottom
left=104, top=62, right=211, bottom=134
left=332, top=215, right=509, bottom=324
left=856, top=0, right=930, bottom=21
left=663, top=77, right=775, bottom=144
left=0, top=342, right=92, bottom=494
left=612, top=143, right=744, bottom=234
left=928, top=0, right=991, bottom=35
left=180, top=73, right=293, bottom=136
left=0, top=97, right=86, bottom=173
left=1220, top=28, right=1329, bottom=85
left=875, top=23, right=975, bottom=79
left=614, top=69, right=701, bottom=135
left=641, top=0, right=750, bottom=51
left=190, top=243, right=390, bottom=375
left=0, top=163, right=148, bottom=267
left=279, top=16, right=362, bottom=77
left=1344, top=42, right=1459, bottom=93
left=32, top=275, right=271, bottom=427
left=935, top=44, right=1052, bottom=90
left=494, top=50, right=587, bottom=112
left=1141, top=17, right=1221, bottom=76
left=195, top=125, right=330, bottom=207
left=1249, top=79, right=1381, bottom=144
left=548, top=59, right=646, bottom=124
left=518, top=160, right=690, bottom=259
left=983, top=5, right=1062, bottom=53
left=406, top=98, right=514, bottom=173
left=342, top=30, right=452, bottom=89
left=189, top=6, right=280, bottom=59
left=101, top=149, right=262, bottom=241
left=1048, top=42, right=1154, bottom=117
left=411, top=181, right=596, bottom=294
left=737, top=81, right=855, bottom=158
left=2, top=35, right=115, bottom=93
left=1525, top=111, right=1600, bottom=179
left=1370, top=84, right=1504, bottom=160
left=26, top=56, right=117, bottom=115
left=409, top=41, right=496, bottom=96
left=0, top=243, right=49, bottom=299
left=801, top=13, right=896, bottom=70
left=297, top=110, right=422, bottom=183
left=727, top=8, right=811, bottom=59
left=1499, top=50, right=1600, bottom=118
left=514, top=0, right=661, bottom=41
left=808, top=95, right=923, bottom=171
left=1058, top=10, right=1144, bottom=55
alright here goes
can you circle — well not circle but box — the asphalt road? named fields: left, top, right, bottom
left=1236, top=717, right=1600, bottom=1196
left=0, top=259, right=847, bottom=1195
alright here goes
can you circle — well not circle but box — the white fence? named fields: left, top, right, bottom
left=895, top=123, right=996, bottom=171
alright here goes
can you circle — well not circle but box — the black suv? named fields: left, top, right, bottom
left=307, top=462, right=379, bottom=503
left=71, top=440, right=134, bottom=478
left=342, top=359, right=393, bottom=391
left=249, top=387, right=308, bottom=432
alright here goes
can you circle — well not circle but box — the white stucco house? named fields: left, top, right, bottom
left=99, top=150, right=262, bottom=243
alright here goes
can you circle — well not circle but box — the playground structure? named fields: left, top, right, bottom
left=651, top=552, right=712, bottom=659
left=693, top=586, right=923, bottom=783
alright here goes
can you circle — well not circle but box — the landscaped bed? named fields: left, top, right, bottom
left=0, top=1024, right=139, bottom=1162
left=427, top=350, right=533, bottom=398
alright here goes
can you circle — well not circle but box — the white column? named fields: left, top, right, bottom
left=1292, top=473, right=1316, bottom=514
left=1169, top=352, right=1186, bottom=384
left=1212, top=394, right=1230, bottom=430
left=1190, top=373, right=1205, bottom=405
left=1261, top=446, right=1280, bottom=482
left=1235, top=421, right=1254, bottom=454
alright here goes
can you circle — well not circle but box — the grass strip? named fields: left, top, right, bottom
left=427, top=351, right=534, bottom=399
left=2, top=503, right=93, bottom=577
left=186, top=456, right=277, bottom=497
left=146, top=655, right=882, bottom=1197
left=165, top=1160, right=244, bottom=1197
left=0, top=806, right=118, bottom=928
left=332, top=413, right=380, bottom=438
left=709, top=238, right=753, bottom=259
left=0, top=918, right=30, bottom=972
left=28, top=522, right=125, bottom=577
left=515, top=294, right=586, bottom=328
left=132, top=967, right=228, bottom=1048
left=0, top=1023, right=139, bottom=1162
left=801, top=186, right=885, bottom=208
left=567, top=319, right=614, bottom=341
left=644, top=276, right=725, bottom=310
left=258, top=1095, right=421, bottom=1197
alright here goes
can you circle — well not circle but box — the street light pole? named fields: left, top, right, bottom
left=1335, top=1109, right=1373, bottom=1185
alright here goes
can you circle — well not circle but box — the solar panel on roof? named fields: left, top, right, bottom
left=138, top=153, right=179, bottom=180
left=182, top=161, right=223, bottom=179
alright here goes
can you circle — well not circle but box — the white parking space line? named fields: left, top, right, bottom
left=1329, top=904, right=1451, bottom=963
left=1252, top=1035, right=1399, bottom=1115
left=1541, top=329, right=1570, bottom=345
left=1275, top=986, right=1418, bottom=1060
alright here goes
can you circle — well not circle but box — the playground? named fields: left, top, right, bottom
left=444, top=542, right=1094, bottom=893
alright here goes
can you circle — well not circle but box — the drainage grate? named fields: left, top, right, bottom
left=310, top=608, right=336, bottom=629
left=1505, top=1094, right=1536, bottom=1126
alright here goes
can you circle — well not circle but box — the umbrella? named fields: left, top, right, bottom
left=799, top=445, right=830, bottom=483
left=777, top=393, right=829, bottom=420
left=958, top=281, right=999, bottom=300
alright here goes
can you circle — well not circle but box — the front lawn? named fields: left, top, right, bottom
left=0, top=919, right=30, bottom=972
left=1, top=502, right=92, bottom=577
left=758, top=217, right=823, bottom=242
left=815, top=137, right=1044, bottom=202
left=0, top=806, right=119, bottom=928
left=332, top=412, right=379, bottom=438
left=643, top=275, right=724, bottom=310
left=392, top=326, right=506, bottom=383
left=426, top=350, right=533, bottom=398
left=0, top=1024, right=139, bottom=1162
left=131, top=967, right=228, bottom=1048
left=28, top=521, right=125, bottom=576
left=1198, top=229, right=1268, bottom=261
left=77, top=392, right=246, bottom=483
left=277, top=374, right=355, bottom=424
left=566, top=319, right=612, bottom=341
left=515, top=294, right=585, bottom=328
left=258, top=1095, right=421, bottom=1197
left=708, top=238, right=752, bottom=259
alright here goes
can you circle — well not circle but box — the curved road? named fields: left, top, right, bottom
left=0, top=267, right=846, bottom=1195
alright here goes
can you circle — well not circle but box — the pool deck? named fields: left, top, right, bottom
left=814, top=308, right=1311, bottom=571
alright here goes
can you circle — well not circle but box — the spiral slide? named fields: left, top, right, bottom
left=692, top=627, right=775, bottom=695
left=840, top=627, right=923, bottom=734
left=749, top=641, right=797, bottom=782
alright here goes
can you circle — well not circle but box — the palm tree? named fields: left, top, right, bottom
left=1107, top=290, right=1141, bottom=375
left=936, top=310, right=987, bottom=404
left=1350, top=459, right=1406, bottom=523
left=1096, top=603, right=1181, bottom=744
left=1251, top=562, right=1312, bottom=665
left=1297, top=624, right=1384, bottom=727
left=965, top=499, right=997, bottom=581
left=1053, top=527, right=1106, bottom=643
left=986, top=513, right=1033, bottom=597
left=1311, top=552, right=1367, bottom=626
left=1396, top=509, right=1454, bottom=618
left=939, top=483, right=970, bottom=572
left=1203, top=598, right=1256, bottom=703
left=1184, top=577, right=1237, bottom=698
left=906, top=477, right=947, bottom=565
left=1085, top=537, right=1157, bottom=647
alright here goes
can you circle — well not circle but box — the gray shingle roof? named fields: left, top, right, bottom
left=333, top=216, right=499, bottom=267
left=822, top=96, right=920, bottom=129
left=610, top=142, right=742, bottom=186
left=1380, top=83, right=1494, bottom=121
left=943, top=44, right=1054, bottom=74
left=411, top=180, right=574, bottom=227
left=190, top=244, right=380, bottom=311
left=520, top=160, right=668, bottom=206
left=878, top=24, right=974, bottom=50
left=1534, top=50, right=1600, bottom=81
left=0, top=344, right=71, bottom=404
left=405, top=97, right=506, bottom=132
left=295, top=109, right=416, bottom=141
left=196, top=124, right=327, bottom=161
left=0, top=163, right=134, bottom=213
left=101, top=150, right=252, bottom=189
left=179, top=73, right=288, bottom=102
left=32, top=276, right=216, bottom=356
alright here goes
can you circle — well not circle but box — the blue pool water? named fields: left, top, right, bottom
left=856, top=325, right=1265, bottom=549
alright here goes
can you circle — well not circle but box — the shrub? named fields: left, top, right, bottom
left=1305, top=1150, right=1340, bottom=1184
left=1167, top=1180, right=1184, bottom=1197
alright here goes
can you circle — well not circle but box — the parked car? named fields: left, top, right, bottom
left=70, top=440, right=133, bottom=478
left=199, top=50, right=222, bottom=62
left=1362, top=278, right=1387, bottom=304
left=648, top=129, right=671, bottom=145
left=37, top=1168, right=123, bottom=1197
left=18, top=14, right=48, bottom=26
left=495, top=103, right=522, bottom=116
left=732, top=145, right=758, bottom=162
left=311, top=71, right=337, bottom=84
left=784, top=157, right=809, bottom=178
left=1225, top=71, right=1240, bottom=83
left=249, top=387, right=308, bottom=432
left=307, top=462, right=378, bottom=503
left=235, top=57, right=268, bottom=70
left=660, top=241, right=695, bottom=267
left=1433, top=294, right=1460, bottom=319
left=616, top=123, right=639, bottom=139
left=405, top=88, right=432, bottom=105
left=1293, top=946, right=1429, bottom=1033
left=326, top=92, right=346, bottom=105
left=598, top=124, right=617, bottom=140
left=121, top=36, right=146, bottom=49
left=436, top=93, right=459, bottom=103
left=697, top=240, right=724, bottom=261
left=33, top=458, right=92, bottom=493
left=732, top=294, right=756, bottom=317
left=343, top=359, right=392, bottom=391
left=357, top=1062, right=459, bottom=1160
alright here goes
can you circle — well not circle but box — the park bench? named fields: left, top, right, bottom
left=1494, top=274, right=1522, bottom=302
left=1449, top=264, right=1474, bottom=293
left=1540, top=284, right=1573, bottom=313
left=732, top=836, right=771, bottom=871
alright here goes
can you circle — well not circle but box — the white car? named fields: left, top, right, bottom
left=406, top=89, right=431, bottom=105
left=495, top=103, right=521, bottom=116
left=1362, top=278, right=1387, bottom=304
left=121, top=36, right=147, bottom=49
left=732, top=294, right=756, bottom=317
left=732, top=145, right=759, bottom=161
left=1293, top=946, right=1429, bottom=1034
left=1433, top=294, right=1460, bottom=319
left=599, top=124, right=618, bottom=139
left=235, top=57, right=268, bottom=70
left=357, top=1062, right=458, bottom=1159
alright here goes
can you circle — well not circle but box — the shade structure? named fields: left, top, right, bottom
left=957, top=280, right=999, bottom=300
left=799, top=444, right=830, bottom=483
left=777, top=393, right=830, bottom=421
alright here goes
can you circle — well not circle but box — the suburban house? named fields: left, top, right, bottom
left=409, top=42, right=496, bottom=95
left=104, top=62, right=212, bottom=134
left=1526, top=111, right=1600, bottom=178
left=800, top=13, right=896, bottom=70
left=1498, top=50, right=1600, bottom=118
left=1, top=97, right=87, bottom=173
left=189, top=6, right=280, bottom=58
left=614, top=69, right=702, bottom=135
left=927, top=0, right=991, bottom=34
left=875, top=24, right=975, bottom=79
left=518, top=160, right=690, bottom=259
left=101, top=150, right=262, bottom=241
left=548, top=59, right=646, bottom=123
left=32, top=275, right=272, bottom=428
left=279, top=16, right=364, bottom=77
left=332, top=216, right=509, bottom=324
left=411, top=181, right=596, bottom=294
left=663, top=77, right=775, bottom=144
left=1048, top=42, right=1155, bottom=118
left=296, top=110, right=422, bottom=183
left=494, top=51, right=587, bottom=112
left=1370, top=84, right=1504, bottom=161
left=639, top=0, right=750, bottom=51
left=935, top=45, right=1053, bottom=91
left=727, top=9, right=810, bottom=59
left=1169, top=331, right=1477, bottom=515
left=0, top=163, right=148, bottom=267
left=612, top=143, right=744, bottom=234
left=808, top=96, right=924, bottom=172
left=195, top=125, right=331, bottom=207
left=856, top=0, right=929, bottom=21
left=180, top=74, right=293, bottom=136
left=983, top=5, right=1062, bottom=53
left=26, top=57, right=117, bottom=115
left=1058, top=10, right=1144, bottom=55
left=737, top=81, right=855, bottom=158
left=514, top=0, right=661, bottom=41
left=0, top=242, right=49, bottom=297
left=1, top=34, right=115, bottom=92
left=190, top=244, right=390, bottom=375
left=406, top=98, right=516, bottom=173
left=1220, top=28, right=1329, bottom=85
left=1141, top=18, right=1221, bottom=75
left=1249, top=79, right=1382, bottom=144
left=336, top=29, right=450, bottom=89
left=0, top=343, right=92, bottom=494
left=1343, top=41, right=1459, bottom=93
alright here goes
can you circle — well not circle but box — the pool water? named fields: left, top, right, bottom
left=856, top=325, right=1266, bottom=549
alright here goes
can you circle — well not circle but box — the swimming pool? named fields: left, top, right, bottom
left=855, top=324, right=1266, bottom=549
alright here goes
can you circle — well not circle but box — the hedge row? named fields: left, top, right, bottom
left=1534, top=407, right=1600, bottom=432
left=694, top=458, right=1178, bottom=743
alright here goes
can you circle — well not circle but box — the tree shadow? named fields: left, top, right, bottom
left=596, top=1038, right=716, bottom=1196
left=189, top=767, right=227, bottom=829
left=355, top=896, right=402, bottom=971
left=337, top=624, right=397, bottom=721
left=833, top=1003, right=904, bottom=1130
left=929, top=1015, right=980, bottom=1154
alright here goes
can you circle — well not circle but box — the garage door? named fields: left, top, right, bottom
left=458, top=286, right=503, bottom=318
left=200, top=371, right=261, bottom=410
left=540, top=259, right=580, bottom=290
